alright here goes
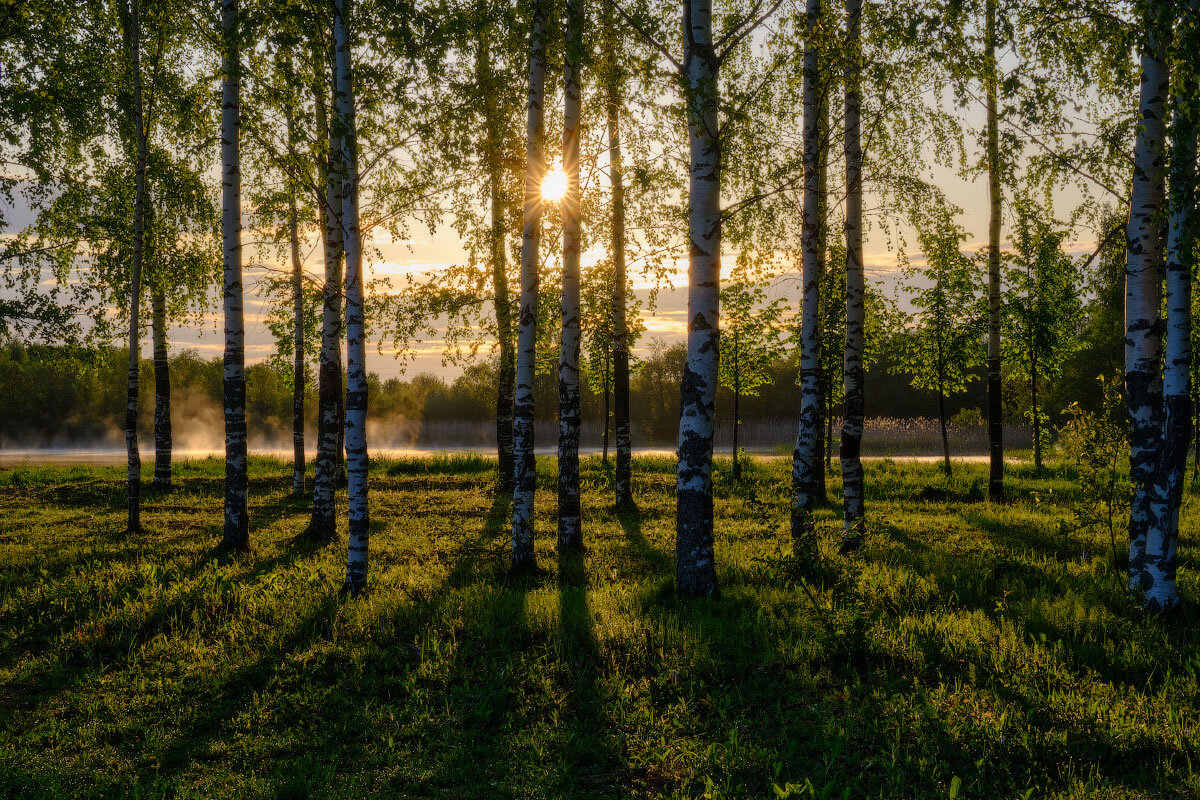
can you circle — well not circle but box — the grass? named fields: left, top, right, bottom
left=0, top=454, right=1197, bottom=799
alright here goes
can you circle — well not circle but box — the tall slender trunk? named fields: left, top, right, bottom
left=124, top=0, right=148, bottom=532
left=984, top=0, right=1004, bottom=502
left=308, top=60, right=344, bottom=542
left=938, top=380, right=950, bottom=476
left=557, top=0, right=585, bottom=552
left=151, top=288, right=172, bottom=487
left=511, top=0, right=549, bottom=570
left=1125, top=5, right=1170, bottom=605
left=287, top=105, right=305, bottom=497
left=791, top=0, right=822, bottom=540
left=335, top=0, right=370, bottom=594
left=603, top=10, right=633, bottom=510
left=675, top=0, right=721, bottom=597
left=602, top=351, right=610, bottom=464
left=478, top=34, right=516, bottom=492
left=814, top=52, right=828, bottom=496
left=220, top=0, right=248, bottom=550
left=1149, top=0, right=1197, bottom=611
left=1031, top=357, right=1041, bottom=472
left=840, top=0, right=865, bottom=536
left=732, top=362, right=741, bottom=481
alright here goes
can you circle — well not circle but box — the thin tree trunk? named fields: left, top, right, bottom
left=124, top=0, right=148, bottom=532
left=478, top=33, right=516, bottom=493
left=732, top=374, right=741, bottom=481
left=287, top=105, right=305, bottom=497
left=512, top=0, right=549, bottom=571
left=1150, top=0, right=1196, bottom=611
left=152, top=288, right=172, bottom=487
left=814, top=56, right=828, bottom=497
left=602, top=351, right=610, bottom=464
left=985, top=0, right=1004, bottom=502
left=791, top=0, right=822, bottom=540
left=557, top=0, right=585, bottom=552
left=220, top=0, right=248, bottom=550
left=938, top=381, right=950, bottom=477
left=308, top=60, right=344, bottom=542
left=1031, top=358, right=1041, bottom=472
left=1125, top=5, right=1170, bottom=605
left=840, top=0, right=865, bottom=537
left=335, top=0, right=370, bottom=594
left=603, top=9, right=633, bottom=510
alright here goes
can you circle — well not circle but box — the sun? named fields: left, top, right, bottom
left=541, top=167, right=567, bottom=203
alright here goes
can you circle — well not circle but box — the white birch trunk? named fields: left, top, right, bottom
left=152, top=288, right=172, bottom=487
left=839, top=0, right=865, bottom=538
left=1148, top=0, right=1198, bottom=611
left=308, top=64, right=344, bottom=542
left=791, top=0, right=822, bottom=540
left=124, top=0, right=147, bottom=532
left=335, top=0, right=370, bottom=593
left=511, top=0, right=549, bottom=571
left=557, top=0, right=585, bottom=551
left=675, top=0, right=721, bottom=597
left=1125, top=6, right=1169, bottom=603
left=221, top=0, right=249, bottom=550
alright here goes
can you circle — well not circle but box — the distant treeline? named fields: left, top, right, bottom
left=0, top=313, right=1120, bottom=448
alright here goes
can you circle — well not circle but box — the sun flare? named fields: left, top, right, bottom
left=541, top=167, right=567, bottom=202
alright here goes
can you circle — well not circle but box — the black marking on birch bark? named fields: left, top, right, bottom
left=1124, top=8, right=1170, bottom=605
left=512, top=0, right=549, bottom=572
left=307, top=69, right=343, bottom=544
left=220, top=0, right=248, bottom=551
left=335, top=0, right=370, bottom=593
left=152, top=290, right=171, bottom=488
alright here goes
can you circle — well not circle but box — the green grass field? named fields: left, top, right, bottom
left=0, top=455, right=1196, bottom=799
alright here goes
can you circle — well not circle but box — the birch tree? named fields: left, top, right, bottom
left=334, top=0, right=370, bottom=594
left=124, top=0, right=148, bottom=533
left=220, top=0, right=249, bottom=551
left=791, top=0, right=824, bottom=540
left=1152, top=0, right=1199, bottom=610
left=718, top=260, right=784, bottom=480
left=982, top=0, right=1003, bottom=502
left=894, top=204, right=983, bottom=476
left=1002, top=199, right=1083, bottom=473
left=557, top=0, right=585, bottom=552
left=839, top=0, right=865, bottom=543
left=511, top=0, right=549, bottom=571
left=308, top=52, right=345, bottom=543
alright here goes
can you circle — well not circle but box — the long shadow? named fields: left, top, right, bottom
left=617, top=507, right=671, bottom=576
left=553, top=547, right=624, bottom=795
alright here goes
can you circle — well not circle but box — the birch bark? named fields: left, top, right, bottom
left=1147, top=0, right=1197, bottom=610
left=675, top=0, right=721, bottom=597
left=791, top=0, right=822, bottom=541
left=839, top=0, right=865, bottom=538
left=335, top=0, right=370, bottom=593
left=511, top=0, right=549, bottom=570
left=557, top=0, right=585, bottom=551
left=308, top=65, right=344, bottom=542
left=1125, top=7, right=1169, bottom=603
left=124, top=0, right=148, bottom=532
left=151, top=288, right=172, bottom=487
left=221, top=0, right=249, bottom=550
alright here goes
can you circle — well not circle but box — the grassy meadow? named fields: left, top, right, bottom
left=0, top=455, right=1197, bottom=799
